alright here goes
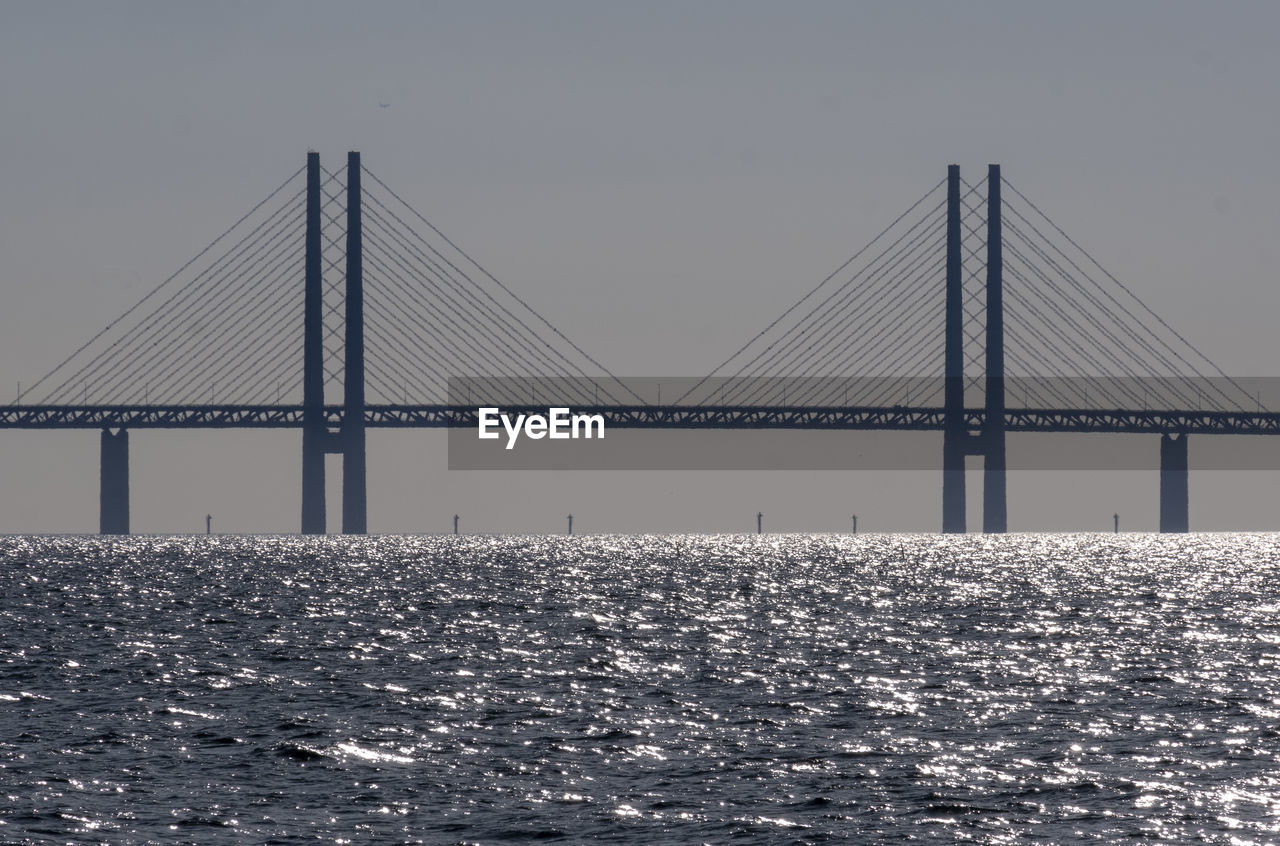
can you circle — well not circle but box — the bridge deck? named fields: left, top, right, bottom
left=3, top=405, right=1280, bottom=436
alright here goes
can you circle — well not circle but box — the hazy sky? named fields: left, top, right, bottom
left=3, top=1, right=1280, bottom=534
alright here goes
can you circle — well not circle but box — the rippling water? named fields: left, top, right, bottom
left=4, top=534, right=1280, bottom=843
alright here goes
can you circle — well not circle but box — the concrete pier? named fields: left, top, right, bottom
left=99, top=428, right=129, bottom=534
left=1159, top=433, right=1189, bottom=532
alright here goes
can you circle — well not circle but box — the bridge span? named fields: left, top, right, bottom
left=4, top=404, right=1280, bottom=435
left=6, top=153, right=1270, bottom=534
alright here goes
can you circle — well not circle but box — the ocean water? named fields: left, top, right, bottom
left=3, top=533, right=1280, bottom=844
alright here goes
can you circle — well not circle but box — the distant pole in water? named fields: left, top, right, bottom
left=757, top=512, right=763, bottom=534
left=453, top=514, right=459, bottom=535
left=567, top=514, right=573, bottom=535
left=1114, top=513, right=1119, bottom=534
left=206, top=514, right=212, bottom=535
left=852, top=514, right=857, bottom=534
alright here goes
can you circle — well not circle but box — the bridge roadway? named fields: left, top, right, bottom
left=4, top=404, right=1280, bottom=436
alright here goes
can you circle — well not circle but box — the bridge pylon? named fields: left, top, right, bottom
left=341, top=152, right=367, bottom=534
left=942, top=165, right=966, bottom=533
left=982, top=165, right=1007, bottom=533
left=300, top=151, right=368, bottom=535
left=942, top=164, right=1007, bottom=533
left=301, top=152, right=327, bottom=534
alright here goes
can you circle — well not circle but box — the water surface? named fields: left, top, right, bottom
left=3, top=533, right=1280, bottom=843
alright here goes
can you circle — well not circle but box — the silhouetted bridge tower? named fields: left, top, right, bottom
left=4, top=153, right=1273, bottom=533
left=944, top=164, right=1007, bottom=533
left=302, top=151, right=365, bottom=534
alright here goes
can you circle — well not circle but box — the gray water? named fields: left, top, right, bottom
left=3, top=534, right=1280, bottom=844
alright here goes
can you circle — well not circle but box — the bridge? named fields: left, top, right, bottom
left=3, top=153, right=1269, bottom=534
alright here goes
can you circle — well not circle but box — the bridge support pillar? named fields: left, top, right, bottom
left=982, top=164, right=1007, bottom=533
left=942, top=164, right=966, bottom=533
left=342, top=151, right=367, bottom=535
left=99, top=428, right=129, bottom=534
left=301, top=151, right=326, bottom=534
left=1159, top=433, right=1189, bottom=533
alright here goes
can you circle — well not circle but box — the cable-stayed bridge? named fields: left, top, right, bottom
left=3, top=153, right=1274, bottom=534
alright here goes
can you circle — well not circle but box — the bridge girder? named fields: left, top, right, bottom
left=4, top=404, right=1278, bottom=435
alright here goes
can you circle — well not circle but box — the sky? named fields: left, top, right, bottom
left=2, top=1, right=1280, bottom=534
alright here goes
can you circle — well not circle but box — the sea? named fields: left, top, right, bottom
left=3, top=533, right=1280, bottom=844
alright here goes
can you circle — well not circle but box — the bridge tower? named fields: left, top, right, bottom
left=942, top=166, right=966, bottom=533
left=301, top=152, right=326, bottom=534
left=300, top=151, right=368, bottom=535
left=983, top=165, right=1007, bottom=532
left=942, top=164, right=1007, bottom=533
left=342, top=152, right=368, bottom=534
